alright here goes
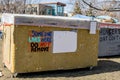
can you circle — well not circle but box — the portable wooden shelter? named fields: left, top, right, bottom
left=2, top=13, right=99, bottom=77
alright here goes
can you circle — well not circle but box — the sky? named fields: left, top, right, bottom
left=26, top=0, right=74, bottom=13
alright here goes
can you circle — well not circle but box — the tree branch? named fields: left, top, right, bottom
left=82, top=0, right=120, bottom=12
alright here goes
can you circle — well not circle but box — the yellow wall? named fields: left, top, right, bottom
left=10, top=25, right=99, bottom=73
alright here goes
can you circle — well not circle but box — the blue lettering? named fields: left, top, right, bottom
left=38, top=32, right=43, bottom=36
left=32, top=30, right=43, bottom=37
left=31, top=31, right=52, bottom=37
left=32, top=30, right=37, bottom=37
left=44, top=32, right=52, bottom=37
left=47, top=32, right=52, bottom=37
left=41, top=37, right=52, bottom=42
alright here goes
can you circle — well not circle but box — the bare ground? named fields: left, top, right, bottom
left=0, top=40, right=120, bottom=80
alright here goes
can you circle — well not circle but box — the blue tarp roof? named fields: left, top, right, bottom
left=72, top=15, right=119, bottom=23
left=96, top=15, right=112, bottom=19
left=71, top=14, right=93, bottom=20
left=96, top=15, right=119, bottom=23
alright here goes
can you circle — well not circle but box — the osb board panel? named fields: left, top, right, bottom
left=13, top=25, right=99, bottom=73
left=3, top=25, right=15, bottom=72
left=3, top=26, right=11, bottom=69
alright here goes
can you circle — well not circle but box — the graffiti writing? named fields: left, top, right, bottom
left=100, top=28, right=120, bottom=35
left=100, top=28, right=120, bottom=42
left=28, top=30, right=52, bottom=52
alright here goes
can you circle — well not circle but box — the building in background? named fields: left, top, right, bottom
left=25, top=4, right=53, bottom=15
left=25, top=2, right=66, bottom=16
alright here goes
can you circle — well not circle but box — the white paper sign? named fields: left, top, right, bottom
left=53, top=31, right=77, bottom=53
left=90, top=21, right=97, bottom=34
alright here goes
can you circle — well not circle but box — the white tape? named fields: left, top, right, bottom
left=90, top=21, right=97, bottom=34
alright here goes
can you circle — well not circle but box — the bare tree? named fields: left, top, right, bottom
left=0, top=0, right=27, bottom=13
left=69, top=0, right=120, bottom=18
left=82, top=0, right=120, bottom=12
left=86, top=3, right=94, bottom=16
left=73, top=0, right=82, bottom=15
left=69, top=0, right=97, bottom=15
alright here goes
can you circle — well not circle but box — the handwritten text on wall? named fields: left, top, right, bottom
left=28, top=30, right=52, bottom=52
